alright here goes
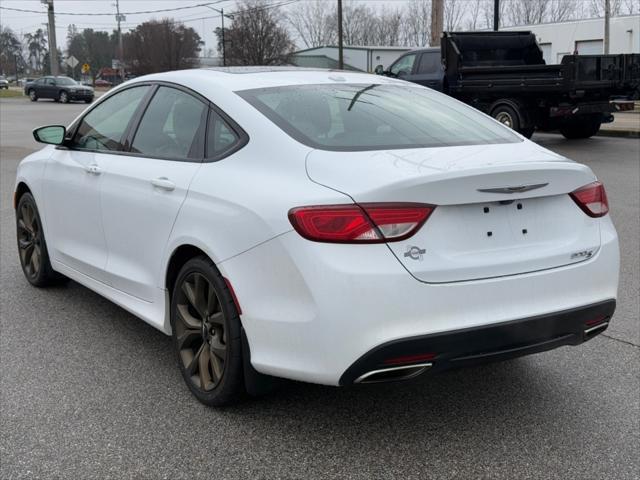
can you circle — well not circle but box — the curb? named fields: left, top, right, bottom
left=597, top=129, right=640, bottom=139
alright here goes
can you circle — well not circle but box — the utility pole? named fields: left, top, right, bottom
left=493, top=0, right=500, bottom=31
left=205, top=6, right=232, bottom=67
left=337, top=0, right=344, bottom=69
left=115, top=0, right=125, bottom=81
left=42, top=0, right=59, bottom=76
left=221, top=8, right=226, bottom=66
left=604, top=0, right=610, bottom=54
left=430, top=0, right=443, bottom=47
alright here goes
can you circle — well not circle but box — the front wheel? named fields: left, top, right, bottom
left=28, top=89, right=37, bottom=101
left=16, top=193, right=67, bottom=287
left=59, top=91, right=69, bottom=104
left=171, top=256, right=245, bottom=406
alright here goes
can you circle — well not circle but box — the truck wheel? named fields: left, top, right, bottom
left=492, top=104, right=520, bottom=131
left=559, top=114, right=602, bottom=140
left=520, top=127, right=535, bottom=139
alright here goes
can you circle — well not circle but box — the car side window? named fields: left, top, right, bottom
left=206, top=110, right=240, bottom=158
left=35, top=78, right=45, bottom=85
left=417, top=52, right=441, bottom=74
left=71, top=85, right=150, bottom=152
left=131, top=86, right=207, bottom=160
left=46, top=78, right=56, bottom=85
left=390, top=54, right=417, bottom=77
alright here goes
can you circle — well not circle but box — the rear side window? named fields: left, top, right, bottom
left=131, top=86, right=207, bottom=160
left=206, top=110, right=240, bottom=158
left=72, top=85, right=150, bottom=151
left=417, top=52, right=441, bottom=74
left=238, top=84, right=521, bottom=152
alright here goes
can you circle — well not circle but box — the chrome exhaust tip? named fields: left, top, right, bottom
left=584, top=321, right=609, bottom=337
left=354, top=363, right=432, bottom=384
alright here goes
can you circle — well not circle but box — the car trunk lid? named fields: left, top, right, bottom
left=306, top=142, right=601, bottom=283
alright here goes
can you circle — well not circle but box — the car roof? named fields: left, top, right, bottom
left=127, top=67, right=408, bottom=93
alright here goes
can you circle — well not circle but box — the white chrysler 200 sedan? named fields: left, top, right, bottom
left=14, top=68, right=618, bottom=406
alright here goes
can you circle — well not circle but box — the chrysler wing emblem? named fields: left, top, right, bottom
left=477, top=183, right=548, bottom=194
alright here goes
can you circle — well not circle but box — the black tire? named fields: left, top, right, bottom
left=16, top=193, right=68, bottom=287
left=520, top=126, right=535, bottom=139
left=171, top=256, right=245, bottom=406
left=28, top=89, right=37, bottom=101
left=560, top=114, right=602, bottom=139
left=59, top=91, right=69, bottom=104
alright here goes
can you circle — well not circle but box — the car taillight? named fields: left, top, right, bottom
left=570, top=181, right=609, bottom=218
left=288, top=203, right=435, bottom=243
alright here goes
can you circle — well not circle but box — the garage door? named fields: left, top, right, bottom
left=575, top=40, right=603, bottom=55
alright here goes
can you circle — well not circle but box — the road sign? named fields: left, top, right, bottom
left=81, top=63, right=90, bottom=74
left=66, top=55, right=79, bottom=69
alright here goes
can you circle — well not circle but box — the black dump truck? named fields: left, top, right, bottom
left=377, top=31, right=639, bottom=139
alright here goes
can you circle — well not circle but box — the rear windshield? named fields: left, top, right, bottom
left=237, top=84, right=521, bottom=151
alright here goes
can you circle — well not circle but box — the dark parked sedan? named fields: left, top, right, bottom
left=24, top=76, right=94, bottom=103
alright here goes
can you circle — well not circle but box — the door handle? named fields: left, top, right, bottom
left=85, top=164, right=102, bottom=175
left=151, top=177, right=175, bottom=191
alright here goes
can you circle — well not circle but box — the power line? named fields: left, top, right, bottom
left=0, top=1, right=227, bottom=16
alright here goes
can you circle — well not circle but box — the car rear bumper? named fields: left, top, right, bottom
left=220, top=215, right=619, bottom=386
left=339, top=299, right=615, bottom=385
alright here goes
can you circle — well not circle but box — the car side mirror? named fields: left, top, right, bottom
left=33, top=125, right=66, bottom=145
left=374, top=64, right=384, bottom=75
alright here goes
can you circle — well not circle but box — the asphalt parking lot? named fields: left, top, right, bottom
left=1, top=97, right=638, bottom=480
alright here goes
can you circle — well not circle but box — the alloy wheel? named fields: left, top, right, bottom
left=17, top=202, right=42, bottom=279
left=29, top=90, right=37, bottom=101
left=60, top=92, right=68, bottom=103
left=495, top=111, right=514, bottom=128
left=174, top=272, right=227, bottom=391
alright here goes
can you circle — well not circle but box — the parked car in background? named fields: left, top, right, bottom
left=0, top=76, right=9, bottom=89
left=94, top=79, right=113, bottom=88
left=24, top=76, right=94, bottom=103
left=16, top=77, right=35, bottom=87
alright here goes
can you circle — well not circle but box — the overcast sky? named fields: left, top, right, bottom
left=0, top=0, right=402, bottom=54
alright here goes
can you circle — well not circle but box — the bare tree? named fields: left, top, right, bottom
left=482, top=0, right=507, bottom=28
left=465, top=0, right=490, bottom=30
left=403, top=0, right=431, bottom=47
left=219, top=0, right=294, bottom=65
left=376, top=6, right=405, bottom=46
left=341, top=2, right=378, bottom=45
left=588, top=0, right=622, bottom=16
left=505, top=0, right=550, bottom=26
left=444, top=0, right=465, bottom=30
left=622, top=0, right=638, bottom=14
left=547, top=0, right=578, bottom=22
left=287, top=0, right=336, bottom=48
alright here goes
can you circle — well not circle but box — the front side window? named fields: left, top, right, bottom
left=72, top=85, right=150, bottom=151
left=390, top=54, right=417, bottom=77
left=238, top=84, right=521, bottom=152
left=131, top=86, right=207, bottom=160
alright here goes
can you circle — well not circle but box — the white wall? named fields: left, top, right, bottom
left=504, top=15, right=639, bottom=63
left=295, top=47, right=410, bottom=72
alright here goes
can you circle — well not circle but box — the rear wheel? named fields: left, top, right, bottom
left=560, top=114, right=602, bottom=139
left=171, top=256, right=245, bottom=406
left=16, top=193, right=67, bottom=287
left=28, top=89, right=37, bottom=101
